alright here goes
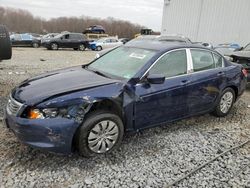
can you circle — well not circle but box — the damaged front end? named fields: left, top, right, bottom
left=4, top=82, right=138, bottom=154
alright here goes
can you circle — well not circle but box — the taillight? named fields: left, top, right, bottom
left=242, top=68, right=248, bottom=77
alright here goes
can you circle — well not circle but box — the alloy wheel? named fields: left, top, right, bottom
left=51, top=43, right=58, bottom=50
left=79, top=44, right=85, bottom=51
left=32, top=43, right=39, bottom=48
left=87, top=120, right=119, bottom=153
left=220, top=91, right=233, bottom=113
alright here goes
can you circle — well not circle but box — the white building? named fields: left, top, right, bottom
left=161, top=0, right=250, bottom=46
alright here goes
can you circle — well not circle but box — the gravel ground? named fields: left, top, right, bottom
left=0, top=48, right=250, bottom=187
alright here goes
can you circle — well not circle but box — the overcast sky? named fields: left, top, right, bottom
left=0, top=0, right=163, bottom=31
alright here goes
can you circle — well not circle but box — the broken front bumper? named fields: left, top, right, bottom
left=4, top=111, right=79, bottom=154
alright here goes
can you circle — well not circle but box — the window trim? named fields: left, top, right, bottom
left=212, top=52, right=225, bottom=68
left=141, top=48, right=192, bottom=80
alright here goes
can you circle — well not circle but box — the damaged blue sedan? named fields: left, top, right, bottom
left=4, top=40, right=247, bottom=157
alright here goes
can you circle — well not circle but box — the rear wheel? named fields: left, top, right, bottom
left=77, top=111, right=124, bottom=157
left=212, top=88, right=235, bottom=117
left=32, top=42, right=39, bottom=48
left=0, top=25, right=12, bottom=60
left=51, top=43, right=58, bottom=50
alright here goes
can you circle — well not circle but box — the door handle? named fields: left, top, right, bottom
left=180, top=80, right=190, bottom=85
left=217, top=71, right=225, bottom=76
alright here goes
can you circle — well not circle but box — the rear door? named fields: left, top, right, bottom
left=134, top=49, right=192, bottom=129
left=21, top=34, right=32, bottom=46
left=69, top=34, right=81, bottom=48
left=187, top=49, right=225, bottom=114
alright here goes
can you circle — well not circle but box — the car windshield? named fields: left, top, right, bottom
left=88, top=47, right=156, bottom=79
left=54, top=34, right=65, bottom=38
left=244, top=44, right=250, bottom=51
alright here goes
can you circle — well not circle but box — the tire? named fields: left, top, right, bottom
left=77, top=110, right=124, bottom=157
left=96, top=46, right=102, bottom=51
left=212, top=88, right=235, bottom=117
left=73, top=48, right=78, bottom=51
left=78, top=44, right=86, bottom=51
left=0, top=25, right=12, bottom=60
left=32, top=42, right=39, bottom=48
left=50, top=43, right=58, bottom=50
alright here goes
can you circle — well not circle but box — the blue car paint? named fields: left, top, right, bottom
left=89, top=42, right=97, bottom=50
left=4, top=43, right=247, bottom=154
left=5, top=115, right=78, bottom=153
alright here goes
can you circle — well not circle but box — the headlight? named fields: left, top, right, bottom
left=28, top=109, right=45, bottom=119
left=28, top=108, right=58, bottom=119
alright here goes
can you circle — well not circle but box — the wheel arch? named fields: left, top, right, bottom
left=71, top=98, right=124, bottom=151
left=224, top=85, right=238, bottom=102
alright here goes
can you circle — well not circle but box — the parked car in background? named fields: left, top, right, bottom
left=229, top=43, right=250, bottom=83
left=41, top=33, right=59, bottom=43
left=83, top=25, right=105, bottom=34
left=26, top=33, right=43, bottom=40
left=95, top=35, right=192, bottom=58
left=10, top=33, right=41, bottom=48
left=119, top=38, right=130, bottom=44
left=214, top=43, right=241, bottom=56
left=157, top=35, right=192, bottom=43
left=41, top=33, right=89, bottom=51
left=194, top=42, right=214, bottom=49
left=89, top=37, right=123, bottom=51
left=84, top=33, right=109, bottom=42
left=4, top=41, right=247, bottom=157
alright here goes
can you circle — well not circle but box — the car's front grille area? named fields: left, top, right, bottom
left=6, top=95, right=24, bottom=116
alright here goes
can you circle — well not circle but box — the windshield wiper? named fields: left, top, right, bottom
left=92, top=70, right=110, bottom=78
left=85, top=66, right=110, bottom=78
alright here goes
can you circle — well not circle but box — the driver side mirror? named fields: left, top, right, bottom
left=147, top=74, right=165, bottom=84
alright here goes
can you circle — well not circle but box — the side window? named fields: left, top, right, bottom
left=105, top=39, right=111, bottom=43
left=21, top=34, right=32, bottom=40
left=111, top=39, right=118, bottom=43
left=149, top=50, right=187, bottom=78
left=190, top=50, right=215, bottom=72
left=64, top=34, right=69, bottom=39
left=14, top=34, right=21, bottom=40
left=213, top=53, right=224, bottom=68
left=69, top=34, right=75, bottom=39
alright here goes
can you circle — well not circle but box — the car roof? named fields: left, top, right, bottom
left=125, top=39, right=208, bottom=51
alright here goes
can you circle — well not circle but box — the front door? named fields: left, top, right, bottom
left=134, top=49, right=192, bottom=129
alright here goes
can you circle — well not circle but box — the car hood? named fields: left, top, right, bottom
left=13, top=66, right=119, bottom=105
left=230, top=51, right=250, bottom=59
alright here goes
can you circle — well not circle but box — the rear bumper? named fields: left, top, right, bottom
left=4, top=111, right=79, bottom=154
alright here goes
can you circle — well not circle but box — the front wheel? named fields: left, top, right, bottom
left=212, top=88, right=235, bottom=117
left=77, top=111, right=124, bottom=157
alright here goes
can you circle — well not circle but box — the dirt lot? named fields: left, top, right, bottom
left=0, top=48, right=250, bottom=187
